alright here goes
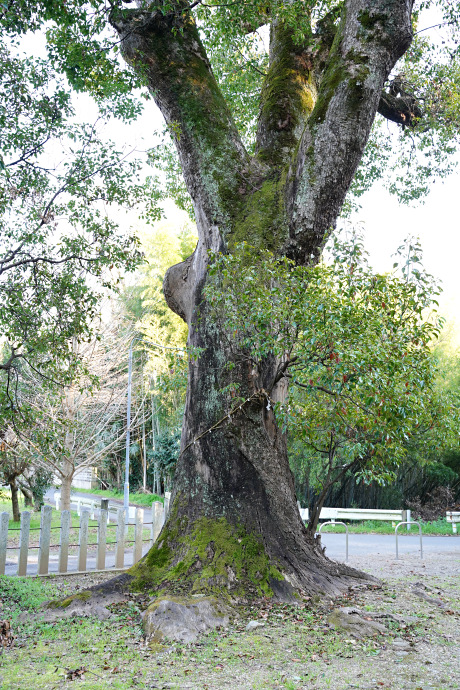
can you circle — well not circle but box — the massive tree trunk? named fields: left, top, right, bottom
left=111, top=0, right=413, bottom=597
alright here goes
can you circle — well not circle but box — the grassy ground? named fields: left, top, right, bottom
left=0, top=552, right=459, bottom=690
left=69, top=487, right=164, bottom=507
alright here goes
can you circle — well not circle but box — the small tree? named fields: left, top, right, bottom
left=11, top=320, right=143, bottom=510
left=0, top=431, right=29, bottom=521
left=205, top=234, right=454, bottom=531
left=18, top=468, right=54, bottom=512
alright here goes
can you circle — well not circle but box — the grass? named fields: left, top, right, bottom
left=0, top=577, right=363, bottom=689
left=1, top=567, right=457, bottom=690
left=0, top=576, right=146, bottom=689
left=68, top=487, right=164, bottom=506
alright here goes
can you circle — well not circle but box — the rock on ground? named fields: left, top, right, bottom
left=143, top=596, right=230, bottom=644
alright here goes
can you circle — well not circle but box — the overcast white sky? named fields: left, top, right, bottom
left=356, top=172, right=460, bottom=336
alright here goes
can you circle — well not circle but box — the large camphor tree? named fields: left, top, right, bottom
left=3, top=0, right=460, bottom=597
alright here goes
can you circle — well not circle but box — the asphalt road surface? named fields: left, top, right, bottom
left=320, top=532, right=459, bottom=560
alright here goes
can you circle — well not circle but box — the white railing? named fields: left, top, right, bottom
left=53, top=492, right=137, bottom=523
left=446, top=511, right=460, bottom=534
left=299, top=505, right=411, bottom=527
left=0, top=499, right=169, bottom=577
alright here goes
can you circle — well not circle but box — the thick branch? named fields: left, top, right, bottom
left=110, top=6, right=249, bottom=240
left=286, top=0, right=414, bottom=264
left=255, top=20, right=317, bottom=165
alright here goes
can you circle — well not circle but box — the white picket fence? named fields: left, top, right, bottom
left=0, top=500, right=169, bottom=577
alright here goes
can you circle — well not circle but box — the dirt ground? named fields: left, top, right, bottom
left=1, top=549, right=459, bottom=690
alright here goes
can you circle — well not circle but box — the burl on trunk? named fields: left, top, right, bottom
left=110, top=0, right=414, bottom=598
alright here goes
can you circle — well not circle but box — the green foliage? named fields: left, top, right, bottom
left=156, top=0, right=460, bottom=209
left=146, top=430, right=181, bottom=486
left=27, top=468, right=54, bottom=509
left=118, top=221, right=197, bottom=488
left=0, top=37, right=161, bottom=419
left=3, top=1, right=460, bottom=211
left=205, top=233, right=457, bottom=506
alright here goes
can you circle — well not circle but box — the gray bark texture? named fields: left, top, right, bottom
left=111, top=0, right=414, bottom=597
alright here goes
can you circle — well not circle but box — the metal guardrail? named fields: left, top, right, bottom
left=395, top=520, right=423, bottom=559
left=318, top=521, right=349, bottom=561
left=299, top=505, right=412, bottom=527
left=446, top=511, right=460, bottom=534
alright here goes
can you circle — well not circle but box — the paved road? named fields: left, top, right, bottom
left=320, top=533, right=459, bottom=560
left=6, top=534, right=458, bottom=576
left=4, top=545, right=152, bottom=576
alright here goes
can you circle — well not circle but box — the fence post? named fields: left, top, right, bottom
left=0, top=512, right=9, bottom=575
left=153, top=501, right=164, bottom=544
left=101, top=499, right=109, bottom=525
left=38, top=505, right=53, bottom=575
left=134, top=508, right=143, bottom=564
left=115, top=508, right=126, bottom=568
left=18, top=511, right=31, bottom=576
left=90, top=501, right=95, bottom=520
left=54, top=492, right=60, bottom=510
left=78, top=509, right=90, bottom=572
left=97, top=510, right=107, bottom=570
left=402, top=509, right=412, bottom=531
left=59, top=510, right=70, bottom=574
left=164, top=492, right=171, bottom=518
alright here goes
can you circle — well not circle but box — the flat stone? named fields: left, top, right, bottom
left=327, top=608, right=387, bottom=639
left=245, top=620, right=265, bottom=631
left=391, top=638, right=412, bottom=651
left=143, top=596, right=229, bottom=644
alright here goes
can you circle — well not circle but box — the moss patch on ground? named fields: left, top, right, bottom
left=48, top=590, right=92, bottom=608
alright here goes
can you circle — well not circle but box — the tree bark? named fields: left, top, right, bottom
left=18, top=481, right=34, bottom=508
left=111, top=0, right=414, bottom=598
left=10, top=479, right=20, bottom=522
left=60, top=473, right=72, bottom=512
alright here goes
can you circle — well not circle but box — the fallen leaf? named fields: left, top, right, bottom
left=65, top=667, right=87, bottom=680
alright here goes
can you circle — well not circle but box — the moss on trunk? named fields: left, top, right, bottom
left=129, top=512, right=285, bottom=600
